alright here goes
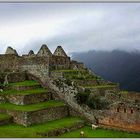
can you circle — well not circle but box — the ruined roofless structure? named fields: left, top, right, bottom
left=0, top=44, right=84, bottom=74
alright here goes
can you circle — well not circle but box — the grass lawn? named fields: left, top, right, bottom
left=0, top=100, right=65, bottom=112
left=58, top=126, right=140, bottom=138
left=2, top=88, right=48, bottom=95
left=0, top=114, right=11, bottom=121
left=9, top=80, right=40, bottom=86
left=52, top=69, right=80, bottom=73
left=0, top=117, right=83, bottom=138
left=84, top=85, right=118, bottom=89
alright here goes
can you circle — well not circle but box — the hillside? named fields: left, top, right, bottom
left=72, top=50, right=140, bottom=92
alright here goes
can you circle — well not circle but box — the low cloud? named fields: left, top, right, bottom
left=0, top=3, right=140, bottom=55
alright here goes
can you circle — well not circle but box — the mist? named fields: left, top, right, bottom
left=72, top=49, right=140, bottom=92
left=1, top=3, right=140, bottom=54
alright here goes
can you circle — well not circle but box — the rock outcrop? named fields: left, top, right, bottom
left=5, top=47, right=18, bottom=55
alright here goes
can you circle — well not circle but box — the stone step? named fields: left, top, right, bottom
left=3, top=88, right=51, bottom=105
left=7, top=80, right=41, bottom=91
left=0, top=117, right=84, bottom=138
left=0, top=114, right=12, bottom=126
left=0, top=100, right=69, bottom=126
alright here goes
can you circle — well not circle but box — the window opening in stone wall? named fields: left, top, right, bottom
left=131, top=109, right=133, bottom=114
left=124, top=108, right=126, bottom=113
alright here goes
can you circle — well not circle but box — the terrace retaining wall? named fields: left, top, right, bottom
left=5, top=92, right=51, bottom=105
left=0, top=105, right=69, bottom=126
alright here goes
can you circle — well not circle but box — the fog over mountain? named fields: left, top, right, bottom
left=1, top=3, right=140, bottom=54
left=72, top=50, right=140, bottom=92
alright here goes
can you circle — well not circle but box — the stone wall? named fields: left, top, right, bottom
left=98, top=108, right=140, bottom=132
left=11, top=85, right=41, bottom=91
left=50, top=71, right=63, bottom=79
left=70, top=61, right=85, bottom=70
left=0, top=116, right=13, bottom=125
left=0, top=55, right=19, bottom=72
left=68, top=107, right=82, bottom=117
left=37, top=121, right=84, bottom=137
left=0, top=54, right=49, bottom=74
left=5, top=92, right=51, bottom=105
left=0, top=54, right=71, bottom=79
left=73, top=79, right=98, bottom=86
left=0, top=105, right=69, bottom=126
left=87, top=85, right=120, bottom=96
left=7, top=72, right=26, bottom=83
left=26, top=106, right=68, bottom=126
left=122, top=92, right=140, bottom=102
left=49, top=55, right=70, bottom=70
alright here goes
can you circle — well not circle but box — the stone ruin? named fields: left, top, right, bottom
left=0, top=44, right=139, bottom=134
left=5, top=46, right=18, bottom=55
left=0, top=44, right=85, bottom=74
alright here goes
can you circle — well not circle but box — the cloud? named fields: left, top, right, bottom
left=0, top=3, right=140, bottom=55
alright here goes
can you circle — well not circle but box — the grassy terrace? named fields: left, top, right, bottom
left=0, top=100, right=65, bottom=112
left=9, top=80, right=40, bottom=87
left=0, top=117, right=83, bottom=138
left=59, top=126, right=140, bottom=138
left=54, top=70, right=100, bottom=80
left=84, top=85, right=118, bottom=89
left=2, top=88, right=48, bottom=95
left=51, top=69, right=81, bottom=73
left=0, top=114, right=11, bottom=121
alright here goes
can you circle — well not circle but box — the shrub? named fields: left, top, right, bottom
left=64, top=79, right=72, bottom=86
left=86, top=97, right=101, bottom=109
left=75, top=92, right=90, bottom=104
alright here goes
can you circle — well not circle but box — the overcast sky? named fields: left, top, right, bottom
left=0, top=3, right=140, bottom=55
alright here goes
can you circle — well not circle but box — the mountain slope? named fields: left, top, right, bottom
left=72, top=50, right=140, bottom=92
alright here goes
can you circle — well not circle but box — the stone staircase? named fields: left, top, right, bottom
left=0, top=80, right=85, bottom=137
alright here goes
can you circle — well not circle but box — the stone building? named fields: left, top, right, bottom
left=0, top=44, right=84, bottom=74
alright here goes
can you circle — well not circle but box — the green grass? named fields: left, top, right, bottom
left=119, top=91, right=129, bottom=94
left=58, top=126, right=140, bottom=138
left=0, top=100, right=65, bottom=112
left=0, top=114, right=11, bottom=121
left=52, top=69, right=101, bottom=80
left=2, top=88, right=48, bottom=95
left=84, top=85, right=118, bottom=89
left=9, top=80, right=40, bottom=86
left=52, top=69, right=81, bottom=73
left=0, top=117, right=83, bottom=138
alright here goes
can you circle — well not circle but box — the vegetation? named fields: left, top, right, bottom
left=119, top=90, right=129, bottom=94
left=0, top=100, right=65, bottom=112
left=58, top=126, right=140, bottom=138
left=0, top=117, right=83, bottom=138
left=2, top=88, right=48, bottom=95
left=63, top=70, right=100, bottom=80
left=9, top=80, right=40, bottom=86
left=75, top=90, right=109, bottom=109
left=0, top=114, right=11, bottom=121
left=75, top=89, right=90, bottom=104
left=84, top=85, right=117, bottom=89
left=52, top=69, right=101, bottom=80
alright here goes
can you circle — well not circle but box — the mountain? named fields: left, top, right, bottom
left=72, top=50, right=140, bottom=92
